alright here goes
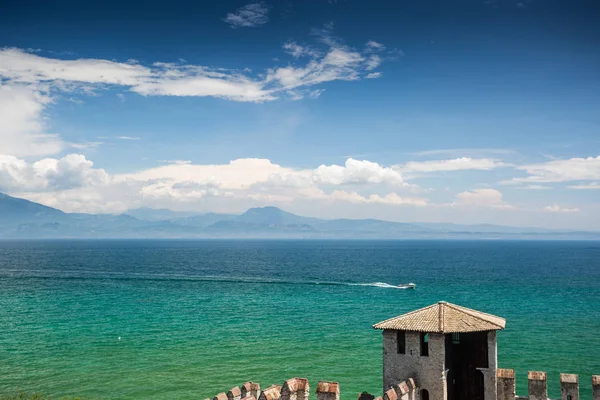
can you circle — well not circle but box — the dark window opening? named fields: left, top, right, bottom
left=452, top=333, right=460, bottom=345
left=421, top=389, right=429, bottom=400
left=420, top=333, right=429, bottom=356
left=397, top=331, right=406, bottom=354
left=567, top=396, right=572, bottom=400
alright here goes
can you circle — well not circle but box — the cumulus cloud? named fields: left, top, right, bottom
left=402, top=157, right=507, bottom=172
left=543, top=204, right=580, bottom=213
left=513, top=156, right=600, bottom=183
left=453, top=188, right=514, bottom=210
left=312, top=158, right=408, bottom=187
left=224, top=2, right=270, bottom=28
left=2, top=155, right=426, bottom=213
left=0, top=154, right=108, bottom=192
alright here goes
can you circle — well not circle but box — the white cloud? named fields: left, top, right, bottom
left=1, top=37, right=388, bottom=105
left=0, top=154, right=108, bottom=192
left=543, top=204, right=580, bottom=213
left=453, top=188, right=514, bottom=210
left=116, top=136, right=140, bottom=140
left=366, top=72, right=382, bottom=79
left=365, top=55, right=382, bottom=70
left=2, top=155, right=426, bottom=213
left=224, top=2, right=270, bottom=28
left=568, top=182, right=600, bottom=190
left=513, top=156, right=600, bottom=183
left=402, top=157, right=507, bottom=172
left=283, top=41, right=320, bottom=58
left=0, top=84, right=64, bottom=157
left=312, top=158, right=408, bottom=187
left=366, top=41, right=386, bottom=51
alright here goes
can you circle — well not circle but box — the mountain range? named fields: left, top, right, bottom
left=0, top=192, right=598, bottom=240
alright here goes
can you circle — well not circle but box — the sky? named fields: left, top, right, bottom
left=0, top=0, right=599, bottom=229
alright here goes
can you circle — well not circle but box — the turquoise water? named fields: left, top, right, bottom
left=0, top=240, right=598, bottom=400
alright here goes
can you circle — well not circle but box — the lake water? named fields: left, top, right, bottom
left=0, top=240, right=598, bottom=400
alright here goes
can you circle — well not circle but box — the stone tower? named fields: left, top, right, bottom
left=373, top=301, right=506, bottom=400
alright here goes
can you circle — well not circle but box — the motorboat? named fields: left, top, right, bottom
left=397, top=282, right=416, bottom=289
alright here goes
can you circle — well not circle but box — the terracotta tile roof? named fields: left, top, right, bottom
left=373, top=301, right=505, bottom=333
left=383, top=388, right=397, bottom=400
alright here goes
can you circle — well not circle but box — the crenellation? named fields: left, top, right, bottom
left=528, top=371, right=547, bottom=400
left=242, top=382, right=262, bottom=400
left=229, top=386, right=242, bottom=400
left=384, top=387, right=398, bottom=400
left=214, top=393, right=228, bottom=400
left=559, top=374, right=578, bottom=400
left=592, top=376, right=600, bottom=400
left=259, top=385, right=281, bottom=400
left=282, top=378, right=309, bottom=400
left=497, top=369, right=515, bottom=400
left=316, top=381, right=340, bottom=400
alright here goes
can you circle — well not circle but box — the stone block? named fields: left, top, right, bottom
left=592, top=376, right=600, bottom=400
left=242, top=382, right=262, bottom=400
left=497, top=369, right=515, bottom=400
left=316, top=381, right=340, bottom=400
left=528, top=371, right=547, bottom=400
left=560, top=374, right=578, bottom=400
left=282, top=378, right=309, bottom=400
left=228, top=387, right=242, bottom=400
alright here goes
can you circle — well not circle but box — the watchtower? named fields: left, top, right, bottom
left=373, top=301, right=505, bottom=400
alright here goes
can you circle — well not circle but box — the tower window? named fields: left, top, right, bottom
left=452, top=333, right=460, bottom=344
left=396, top=331, right=405, bottom=354
left=421, top=389, right=429, bottom=400
left=420, top=333, right=429, bottom=356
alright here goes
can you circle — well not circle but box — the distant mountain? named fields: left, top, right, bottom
left=125, top=207, right=201, bottom=221
left=0, top=192, right=67, bottom=226
left=0, top=193, right=598, bottom=239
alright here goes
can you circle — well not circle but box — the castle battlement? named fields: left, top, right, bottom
left=207, top=302, right=598, bottom=400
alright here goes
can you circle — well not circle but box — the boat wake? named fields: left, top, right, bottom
left=2, top=269, right=413, bottom=289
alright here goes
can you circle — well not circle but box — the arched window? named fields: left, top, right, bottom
left=421, top=389, right=429, bottom=400
left=567, top=396, right=572, bottom=400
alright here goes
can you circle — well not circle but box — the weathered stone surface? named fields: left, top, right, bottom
left=560, top=374, right=579, bottom=400
left=228, top=387, right=242, bottom=400
left=259, top=386, right=281, bottom=400
left=497, top=369, right=516, bottom=400
left=528, top=371, right=547, bottom=400
left=592, top=376, right=600, bottom=400
left=242, top=382, right=262, bottom=400
left=384, top=388, right=398, bottom=400
left=383, top=330, right=445, bottom=400
left=282, top=378, right=309, bottom=400
left=316, top=381, right=339, bottom=400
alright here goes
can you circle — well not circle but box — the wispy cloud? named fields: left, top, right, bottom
left=224, top=2, right=270, bottom=28
left=116, top=136, right=140, bottom=140
left=568, top=182, right=600, bottom=190
left=543, top=204, right=580, bottom=213
left=366, top=72, right=382, bottom=79
left=400, top=157, right=508, bottom=172
left=511, top=155, right=600, bottom=183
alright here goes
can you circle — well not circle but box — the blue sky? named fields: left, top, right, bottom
left=0, top=0, right=599, bottom=229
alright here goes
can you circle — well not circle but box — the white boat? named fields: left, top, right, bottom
left=397, top=282, right=416, bottom=289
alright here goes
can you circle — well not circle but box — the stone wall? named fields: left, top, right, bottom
left=383, top=330, right=445, bottom=400
left=497, top=369, right=600, bottom=400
